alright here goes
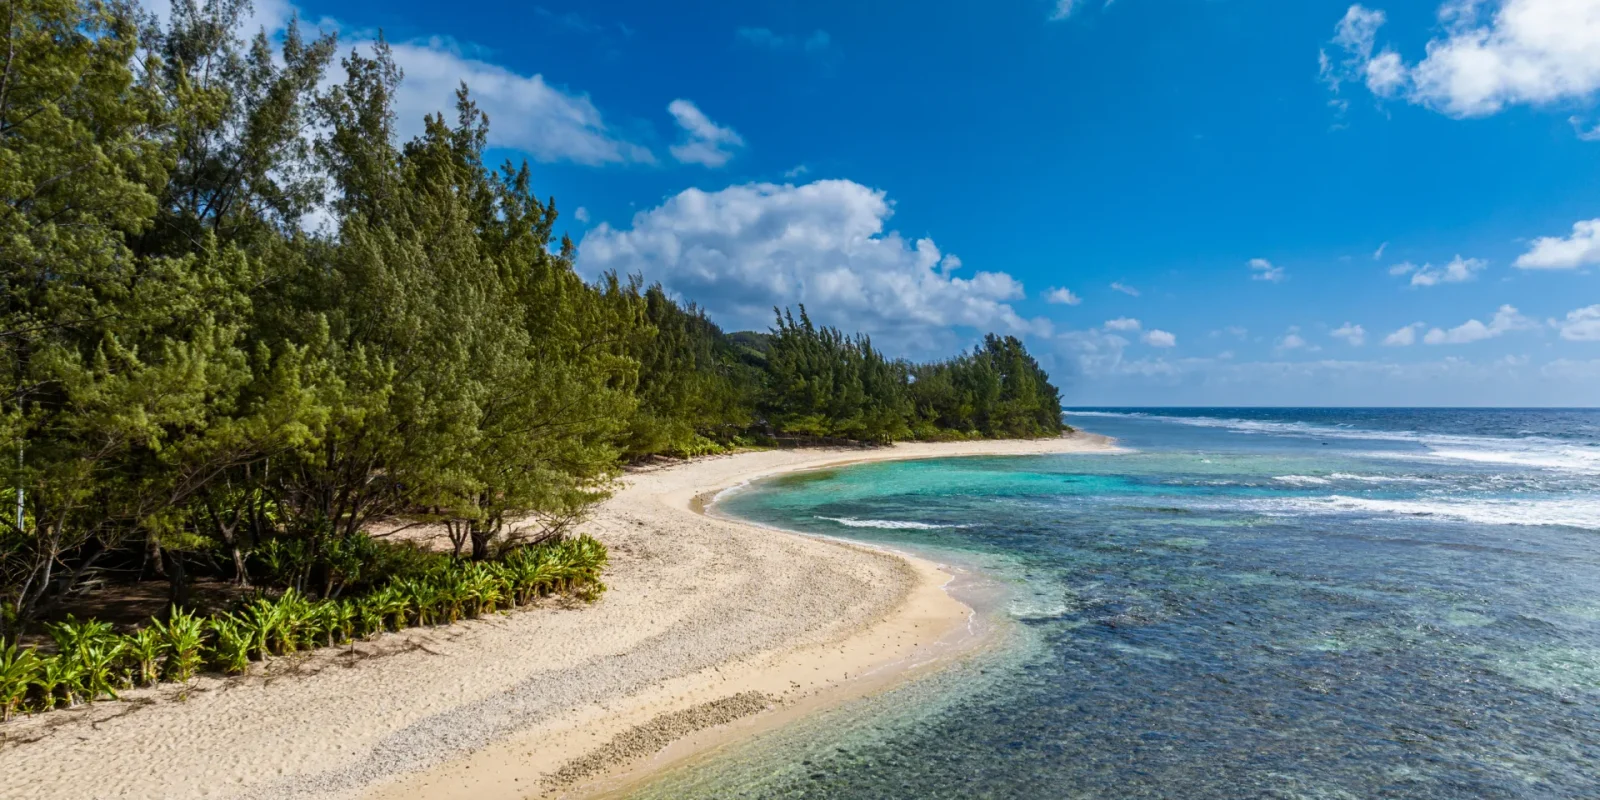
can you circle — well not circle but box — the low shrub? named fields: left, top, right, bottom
left=0, top=535, right=607, bottom=721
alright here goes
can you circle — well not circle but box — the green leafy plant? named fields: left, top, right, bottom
left=0, top=643, right=42, bottom=721
left=125, top=627, right=166, bottom=687
left=152, top=609, right=206, bottom=682
left=206, top=615, right=253, bottom=674
left=33, top=654, right=84, bottom=710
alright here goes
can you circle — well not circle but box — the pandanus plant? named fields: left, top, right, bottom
left=238, top=596, right=283, bottom=660
left=271, top=590, right=316, bottom=653
left=33, top=654, right=84, bottom=709
left=46, top=616, right=124, bottom=701
left=398, top=580, right=439, bottom=626
left=152, top=609, right=206, bottom=682
left=125, top=627, right=166, bottom=687
left=207, top=616, right=253, bottom=674
left=0, top=644, right=42, bottom=721
left=462, top=565, right=503, bottom=618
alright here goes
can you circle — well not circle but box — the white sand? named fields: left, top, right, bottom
left=0, top=433, right=1115, bottom=800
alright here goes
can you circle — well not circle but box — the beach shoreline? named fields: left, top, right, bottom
left=0, top=433, right=1115, bottom=800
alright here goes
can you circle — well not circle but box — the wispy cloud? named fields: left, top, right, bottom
left=1248, top=258, right=1286, bottom=282
left=667, top=99, right=744, bottom=167
left=1110, top=282, right=1141, bottom=297
left=1391, top=255, right=1487, bottom=286
left=735, top=27, right=835, bottom=55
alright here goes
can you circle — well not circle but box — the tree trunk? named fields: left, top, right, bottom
left=167, top=549, right=190, bottom=608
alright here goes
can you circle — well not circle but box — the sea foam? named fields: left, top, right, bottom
left=816, top=516, right=969, bottom=530
left=1269, top=494, right=1600, bottom=531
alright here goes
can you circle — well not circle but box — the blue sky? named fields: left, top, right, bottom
left=176, top=0, right=1600, bottom=405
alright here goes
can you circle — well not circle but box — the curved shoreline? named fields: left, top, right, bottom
left=0, top=433, right=1115, bottom=800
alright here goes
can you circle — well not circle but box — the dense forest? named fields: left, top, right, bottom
left=0, top=0, right=1063, bottom=710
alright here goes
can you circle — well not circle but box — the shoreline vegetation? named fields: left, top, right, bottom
left=0, top=434, right=1114, bottom=800
left=2, top=0, right=1069, bottom=726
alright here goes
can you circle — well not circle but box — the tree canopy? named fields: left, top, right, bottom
left=0, top=0, right=1067, bottom=639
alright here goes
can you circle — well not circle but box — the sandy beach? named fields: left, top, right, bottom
left=0, top=433, right=1114, bottom=800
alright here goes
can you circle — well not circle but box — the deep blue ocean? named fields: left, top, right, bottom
left=630, top=409, right=1600, bottom=799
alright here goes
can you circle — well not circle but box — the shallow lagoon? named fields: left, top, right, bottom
left=632, top=410, right=1600, bottom=799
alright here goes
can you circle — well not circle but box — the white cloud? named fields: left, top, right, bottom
left=1374, top=242, right=1389, bottom=259
left=1045, top=287, right=1083, bottom=305
left=575, top=180, right=1050, bottom=351
left=1110, top=282, right=1141, bottom=297
left=1104, top=317, right=1142, bottom=332
left=1321, top=5, right=1389, bottom=92
left=1553, top=304, right=1600, bottom=340
left=1573, top=116, right=1600, bottom=140
left=1331, top=322, right=1367, bottom=345
left=735, top=27, right=833, bottom=54
left=381, top=41, right=653, bottom=165
left=139, top=0, right=655, bottom=166
left=784, top=165, right=810, bottom=178
left=1323, top=1, right=1600, bottom=125
left=1050, top=0, right=1082, bottom=20
left=1515, top=218, right=1600, bottom=269
left=1248, top=258, right=1286, bottom=282
left=1405, top=255, right=1488, bottom=286
left=1423, top=304, right=1534, bottom=344
left=1278, top=332, right=1310, bottom=350
left=1143, top=329, right=1177, bottom=348
left=667, top=99, right=744, bottom=168
left=573, top=206, right=590, bottom=223
left=1384, top=322, right=1425, bottom=346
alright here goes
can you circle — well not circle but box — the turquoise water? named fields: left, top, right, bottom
left=632, top=409, right=1600, bottom=799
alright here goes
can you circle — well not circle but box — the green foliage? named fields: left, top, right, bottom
left=152, top=608, right=206, bottom=682
left=125, top=627, right=165, bottom=687
left=0, top=0, right=1069, bottom=723
left=0, top=643, right=42, bottom=720
left=206, top=616, right=252, bottom=674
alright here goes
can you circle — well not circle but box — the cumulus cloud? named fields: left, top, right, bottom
left=1110, top=282, right=1141, bottom=297
left=382, top=41, right=652, bottom=165
left=1278, top=333, right=1310, bottom=350
left=1516, top=218, right=1600, bottom=269
left=1384, top=322, right=1425, bottom=346
left=1248, top=258, right=1286, bottom=282
left=1322, top=1, right=1600, bottom=126
left=138, top=0, right=653, bottom=166
left=1143, top=329, right=1177, bottom=347
left=1553, top=305, right=1600, bottom=340
left=1045, top=287, right=1083, bottom=305
left=1423, top=304, right=1534, bottom=344
left=573, top=206, right=590, bottom=223
left=575, top=180, right=1050, bottom=351
left=1393, top=255, right=1488, bottom=286
left=1104, top=318, right=1142, bottom=332
left=1331, top=323, right=1367, bottom=345
left=667, top=100, right=743, bottom=168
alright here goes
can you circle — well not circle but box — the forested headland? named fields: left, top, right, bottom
left=0, top=0, right=1064, bottom=714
